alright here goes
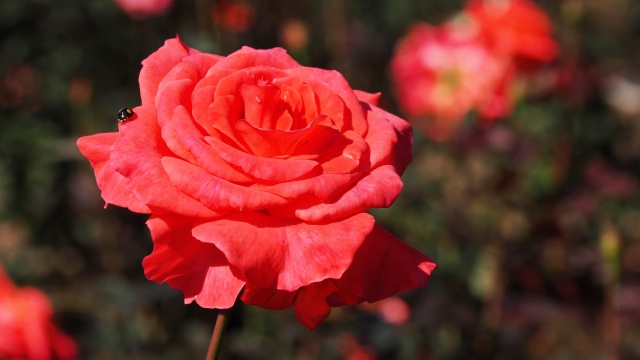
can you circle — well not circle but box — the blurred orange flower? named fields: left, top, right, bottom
left=280, top=19, right=309, bottom=51
left=0, top=267, right=78, bottom=360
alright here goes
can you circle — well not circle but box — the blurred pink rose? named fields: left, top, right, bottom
left=390, top=0, right=558, bottom=141
left=391, top=23, right=514, bottom=141
left=114, top=0, right=173, bottom=19
left=0, top=267, right=78, bottom=360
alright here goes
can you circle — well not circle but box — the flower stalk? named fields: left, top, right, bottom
left=206, top=308, right=231, bottom=360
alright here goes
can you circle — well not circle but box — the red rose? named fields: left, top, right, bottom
left=391, top=23, right=515, bottom=141
left=0, top=267, right=78, bottom=360
left=77, top=37, right=436, bottom=329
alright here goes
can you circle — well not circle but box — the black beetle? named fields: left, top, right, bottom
left=117, top=107, right=134, bottom=124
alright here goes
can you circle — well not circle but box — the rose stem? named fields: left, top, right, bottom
left=205, top=308, right=231, bottom=360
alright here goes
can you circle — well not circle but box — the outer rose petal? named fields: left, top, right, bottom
left=362, top=102, right=413, bottom=171
left=142, top=216, right=245, bottom=308
left=139, top=37, right=219, bottom=106
left=208, top=46, right=300, bottom=73
left=205, top=135, right=321, bottom=182
left=354, top=90, right=381, bottom=107
left=241, top=282, right=338, bottom=330
left=293, top=282, right=337, bottom=329
left=192, top=212, right=376, bottom=291
left=286, top=164, right=403, bottom=222
left=338, top=224, right=436, bottom=302
left=242, top=225, right=435, bottom=330
left=155, top=53, right=222, bottom=127
left=77, top=133, right=151, bottom=213
left=161, top=157, right=288, bottom=211
left=240, top=286, right=295, bottom=311
left=110, top=106, right=221, bottom=218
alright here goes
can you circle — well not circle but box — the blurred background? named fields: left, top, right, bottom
left=1, top=0, right=640, bottom=359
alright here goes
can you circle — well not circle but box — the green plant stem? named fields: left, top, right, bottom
left=205, top=308, right=231, bottom=360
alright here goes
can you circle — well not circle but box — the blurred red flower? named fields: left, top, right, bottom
left=464, top=0, right=558, bottom=68
left=0, top=267, right=78, bottom=360
left=212, top=0, right=254, bottom=32
left=391, top=23, right=515, bottom=141
left=338, top=333, right=377, bottom=360
left=114, top=0, right=173, bottom=19
left=77, top=37, right=436, bottom=329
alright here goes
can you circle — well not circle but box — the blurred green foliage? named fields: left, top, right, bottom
left=1, top=0, right=640, bottom=359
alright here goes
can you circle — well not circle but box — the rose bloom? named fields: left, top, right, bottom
left=0, top=268, right=78, bottom=360
left=114, top=0, right=173, bottom=19
left=390, top=23, right=515, bottom=141
left=77, top=37, right=436, bottom=329
left=464, top=0, right=558, bottom=67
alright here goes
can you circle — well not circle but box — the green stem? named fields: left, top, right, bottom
left=205, top=308, right=231, bottom=360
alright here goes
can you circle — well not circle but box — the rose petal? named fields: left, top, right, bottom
left=232, top=114, right=340, bottom=158
left=241, top=280, right=359, bottom=330
left=240, top=281, right=341, bottom=329
left=194, top=91, right=250, bottom=151
left=110, top=106, right=221, bottom=218
left=273, top=76, right=319, bottom=129
left=192, top=212, right=376, bottom=291
left=161, top=157, right=288, bottom=211
left=314, top=130, right=367, bottom=173
left=271, top=71, right=351, bottom=133
left=354, top=90, right=381, bottom=107
left=156, top=53, right=220, bottom=111
left=77, top=133, right=151, bottom=213
left=163, top=105, right=254, bottom=184
left=260, top=172, right=359, bottom=201
left=365, top=103, right=413, bottom=175
left=239, top=83, right=292, bottom=130
left=240, top=285, right=295, bottom=310
left=205, top=135, right=321, bottom=182
left=139, top=37, right=213, bottom=106
left=280, top=164, right=403, bottom=222
left=337, top=224, right=436, bottom=302
left=286, top=67, right=368, bottom=135
left=142, top=216, right=245, bottom=308
left=208, top=46, right=299, bottom=74
left=293, top=282, right=337, bottom=329
left=153, top=54, right=227, bottom=153
left=156, top=79, right=198, bottom=162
